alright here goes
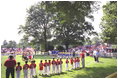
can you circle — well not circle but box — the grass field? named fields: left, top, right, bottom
left=1, top=55, right=117, bottom=78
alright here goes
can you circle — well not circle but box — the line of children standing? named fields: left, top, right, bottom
left=66, top=57, right=80, bottom=71
left=14, top=57, right=80, bottom=78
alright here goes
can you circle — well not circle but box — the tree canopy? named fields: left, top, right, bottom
left=18, top=1, right=100, bottom=51
left=46, top=1, right=99, bottom=50
left=100, top=1, right=117, bottom=44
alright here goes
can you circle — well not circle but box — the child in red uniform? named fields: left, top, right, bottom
left=56, top=59, right=59, bottom=74
left=58, top=59, right=61, bottom=74
left=52, top=58, right=56, bottom=74
left=47, top=60, right=50, bottom=76
left=60, top=58, right=63, bottom=73
left=65, top=58, right=69, bottom=71
left=29, top=60, right=36, bottom=78
left=47, top=60, right=51, bottom=75
left=70, top=58, right=74, bottom=69
left=23, top=61, right=29, bottom=78
left=39, top=60, right=43, bottom=75
left=44, top=60, right=48, bottom=75
left=16, top=62, right=22, bottom=78
left=76, top=57, right=80, bottom=68
left=74, top=58, right=76, bottom=69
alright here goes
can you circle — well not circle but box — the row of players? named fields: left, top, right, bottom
left=12, top=57, right=81, bottom=78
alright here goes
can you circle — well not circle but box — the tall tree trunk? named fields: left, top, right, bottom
left=65, top=44, right=69, bottom=52
left=44, top=26, right=47, bottom=52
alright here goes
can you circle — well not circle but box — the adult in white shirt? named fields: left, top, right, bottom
left=93, top=49, right=97, bottom=62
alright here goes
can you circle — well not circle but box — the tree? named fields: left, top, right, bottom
left=1, top=40, right=17, bottom=48
left=18, top=2, right=54, bottom=51
left=91, top=36, right=102, bottom=44
left=46, top=1, right=99, bottom=50
left=100, top=1, right=117, bottom=44
left=18, top=35, right=29, bottom=48
left=84, top=37, right=92, bottom=45
left=1, top=40, right=8, bottom=48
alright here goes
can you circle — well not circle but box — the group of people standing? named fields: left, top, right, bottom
left=4, top=52, right=85, bottom=78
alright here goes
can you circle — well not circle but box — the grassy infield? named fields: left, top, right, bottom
left=1, top=55, right=117, bottom=78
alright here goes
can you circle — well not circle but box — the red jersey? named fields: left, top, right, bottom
left=47, top=62, right=49, bottom=66
left=16, top=65, right=22, bottom=71
left=47, top=61, right=51, bottom=66
left=56, top=60, right=59, bottom=65
left=66, top=59, right=69, bottom=63
left=76, top=58, right=80, bottom=62
left=74, top=59, right=76, bottom=63
left=70, top=59, right=73, bottom=64
left=52, top=60, right=56, bottom=65
left=29, top=63, right=36, bottom=69
left=23, top=64, right=29, bottom=70
left=39, top=63, right=43, bottom=70
left=49, top=61, right=51, bottom=66
left=58, top=61, right=61, bottom=65
left=80, top=53, right=85, bottom=58
left=43, top=62, right=48, bottom=67
left=4, top=59, right=16, bottom=68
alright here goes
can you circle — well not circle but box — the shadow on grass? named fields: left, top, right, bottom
left=41, top=72, right=67, bottom=78
left=74, top=66, right=117, bottom=78
left=72, top=68, right=83, bottom=70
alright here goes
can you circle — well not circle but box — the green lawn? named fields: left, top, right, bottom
left=1, top=55, right=117, bottom=78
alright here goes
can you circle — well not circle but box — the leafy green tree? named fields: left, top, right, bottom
left=1, top=40, right=17, bottom=48
left=46, top=1, right=99, bottom=50
left=1, top=40, right=8, bottom=48
left=91, top=36, right=102, bottom=44
left=18, top=2, right=54, bottom=51
left=17, top=35, right=30, bottom=48
left=100, top=1, right=117, bottom=44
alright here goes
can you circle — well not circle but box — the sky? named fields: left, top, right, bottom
left=0, top=0, right=107, bottom=45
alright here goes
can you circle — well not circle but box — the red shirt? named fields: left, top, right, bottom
left=23, top=64, right=29, bottom=70
left=70, top=59, right=73, bottom=64
left=52, top=60, right=56, bottom=65
left=44, top=62, right=48, bottom=67
left=16, top=65, right=22, bottom=71
left=47, top=62, right=51, bottom=66
left=49, top=61, right=51, bottom=66
left=29, top=63, right=36, bottom=69
left=80, top=53, right=85, bottom=58
left=74, top=59, right=76, bottom=63
left=47, top=62, right=50, bottom=66
left=39, top=63, right=43, bottom=70
left=56, top=60, right=59, bottom=65
left=4, top=59, right=16, bottom=68
left=66, top=59, right=69, bottom=63
left=76, top=58, right=80, bottom=62
left=58, top=61, right=61, bottom=65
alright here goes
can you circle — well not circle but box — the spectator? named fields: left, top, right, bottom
left=93, top=49, right=97, bottom=62
left=4, top=55, right=16, bottom=78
